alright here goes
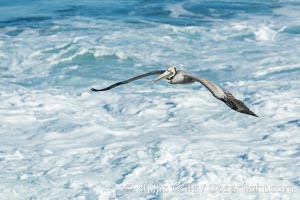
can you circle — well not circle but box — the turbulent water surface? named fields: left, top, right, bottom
left=0, top=0, right=300, bottom=199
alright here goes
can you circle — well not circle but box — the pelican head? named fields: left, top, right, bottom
left=152, top=66, right=177, bottom=82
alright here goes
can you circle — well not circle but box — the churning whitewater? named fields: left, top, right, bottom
left=0, top=0, right=299, bottom=199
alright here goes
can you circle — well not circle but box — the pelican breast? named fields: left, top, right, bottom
left=168, top=71, right=195, bottom=84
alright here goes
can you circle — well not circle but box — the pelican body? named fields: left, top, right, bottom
left=91, top=67, right=258, bottom=117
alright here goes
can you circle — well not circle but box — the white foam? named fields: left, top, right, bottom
left=1, top=3, right=300, bottom=199
left=165, top=2, right=195, bottom=18
left=254, top=25, right=281, bottom=42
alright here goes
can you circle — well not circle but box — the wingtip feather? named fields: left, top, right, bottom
left=90, top=87, right=99, bottom=92
left=245, top=110, right=258, bottom=117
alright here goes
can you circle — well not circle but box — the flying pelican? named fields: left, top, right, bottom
left=91, top=67, right=258, bottom=117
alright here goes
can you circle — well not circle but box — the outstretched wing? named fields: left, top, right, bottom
left=91, top=70, right=165, bottom=91
left=220, top=88, right=258, bottom=117
left=186, top=73, right=258, bottom=117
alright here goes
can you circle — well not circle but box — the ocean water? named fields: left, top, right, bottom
left=0, top=0, right=300, bottom=199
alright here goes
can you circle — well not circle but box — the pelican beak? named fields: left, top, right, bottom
left=152, top=70, right=173, bottom=82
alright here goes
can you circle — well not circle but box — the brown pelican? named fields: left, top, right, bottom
left=91, top=67, right=258, bottom=117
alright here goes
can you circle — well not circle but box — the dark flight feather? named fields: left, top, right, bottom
left=91, top=70, right=165, bottom=91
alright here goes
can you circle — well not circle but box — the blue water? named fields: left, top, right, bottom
left=0, top=0, right=300, bottom=199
